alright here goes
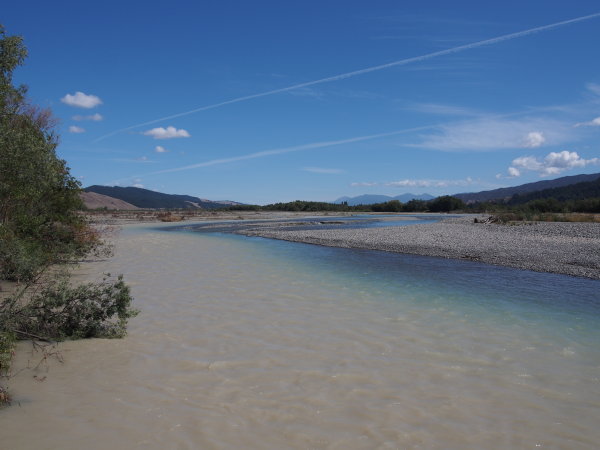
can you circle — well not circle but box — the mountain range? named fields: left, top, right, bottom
left=341, top=173, right=600, bottom=206
left=83, top=172, right=600, bottom=210
left=507, top=175, right=600, bottom=205
left=84, top=185, right=241, bottom=210
left=334, top=193, right=435, bottom=206
left=454, top=173, right=600, bottom=204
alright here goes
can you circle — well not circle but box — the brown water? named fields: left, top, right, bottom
left=3, top=225, right=600, bottom=449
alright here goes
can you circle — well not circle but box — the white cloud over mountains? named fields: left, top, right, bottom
left=155, top=145, right=168, bottom=153
left=61, top=91, right=103, bottom=108
left=350, top=182, right=378, bottom=187
left=352, top=177, right=476, bottom=188
left=143, top=126, right=190, bottom=139
left=506, top=151, right=599, bottom=177
left=386, top=177, right=475, bottom=188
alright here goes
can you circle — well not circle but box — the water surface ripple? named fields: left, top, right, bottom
left=3, top=224, right=599, bottom=449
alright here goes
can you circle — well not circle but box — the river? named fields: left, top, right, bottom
left=3, top=222, right=599, bottom=449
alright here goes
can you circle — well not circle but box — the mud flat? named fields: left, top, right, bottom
left=239, top=217, right=600, bottom=279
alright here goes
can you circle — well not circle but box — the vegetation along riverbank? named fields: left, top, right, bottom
left=0, top=26, right=137, bottom=406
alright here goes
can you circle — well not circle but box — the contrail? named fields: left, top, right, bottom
left=110, top=106, right=545, bottom=184
left=146, top=125, right=433, bottom=175
left=107, top=125, right=430, bottom=185
left=95, top=12, right=600, bottom=143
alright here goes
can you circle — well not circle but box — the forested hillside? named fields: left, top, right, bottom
left=508, top=177, right=600, bottom=205
left=455, top=173, right=600, bottom=203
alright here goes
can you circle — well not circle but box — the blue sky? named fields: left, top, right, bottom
left=4, top=1, right=600, bottom=204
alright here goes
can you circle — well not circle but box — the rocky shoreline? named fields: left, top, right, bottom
left=238, top=217, right=600, bottom=280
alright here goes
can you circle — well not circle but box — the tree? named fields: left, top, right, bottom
left=0, top=26, right=137, bottom=405
left=427, top=195, right=465, bottom=212
left=403, top=199, right=428, bottom=212
left=0, top=25, right=92, bottom=280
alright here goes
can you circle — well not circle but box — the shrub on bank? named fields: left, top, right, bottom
left=0, top=25, right=137, bottom=406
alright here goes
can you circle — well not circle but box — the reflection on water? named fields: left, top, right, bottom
left=3, top=225, right=599, bottom=449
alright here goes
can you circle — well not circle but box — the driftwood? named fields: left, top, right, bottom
left=12, top=329, right=54, bottom=343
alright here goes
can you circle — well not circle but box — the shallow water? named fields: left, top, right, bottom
left=3, top=224, right=600, bottom=449
left=165, top=213, right=441, bottom=234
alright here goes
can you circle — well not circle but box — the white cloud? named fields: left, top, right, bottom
left=385, top=177, right=475, bottom=188
left=302, top=167, right=343, bottom=174
left=68, top=125, right=85, bottom=133
left=351, top=178, right=476, bottom=188
left=143, top=126, right=190, bottom=139
left=522, top=131, right=546, bottom=148
left=415, top=118, right=566, bottom=151
left=587, top=83, right=600, bottom=96
left=574, top=117, right=600, bottom=127
left=61, top=91, right=103, bottom=108
left=132, top=183, right=144, bottom=188
left=351, top=182, right=378, bottom=187
left=508, top=151, right=599, bottom=177
left=73, top=113, right=103, bottom=121
left=155, top=145, right=168, bottom=153
left=386, top=180, right=432, bottom=188
left=507, top=167, right=521, bottom=177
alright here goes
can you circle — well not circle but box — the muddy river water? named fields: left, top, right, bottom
left=3, top=223, right=599, bottom=449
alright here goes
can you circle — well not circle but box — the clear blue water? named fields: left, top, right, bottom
left=168, top=217, right=600, bottom=328
left=162, top=221, right=600, bottom=362
left=227, top=231, right=600, bottom=333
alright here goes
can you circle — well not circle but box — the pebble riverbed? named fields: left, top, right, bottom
left=238, top=217, right=600, bottom=279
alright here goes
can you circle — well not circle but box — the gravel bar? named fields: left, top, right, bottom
left=239, top=217, right=600, bottom=279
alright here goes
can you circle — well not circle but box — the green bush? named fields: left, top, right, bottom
left=0, top=233, right=44, bottom=282
left=0, top=25, right=137, bottom=405
left=0, top=331, right=15, bottom=375
left=3, top=274, right=138, bottom=340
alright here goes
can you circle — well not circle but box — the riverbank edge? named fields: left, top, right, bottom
left=236, top=216, right=600, bottom=280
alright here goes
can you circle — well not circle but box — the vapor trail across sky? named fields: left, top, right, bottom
left=94, top=12, right=600, bottom=143
left=146, top=125, right=435, bottom=176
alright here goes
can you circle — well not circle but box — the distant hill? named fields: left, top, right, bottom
left=455, top=173, right=600, bottom=204
left=334, top=193, right=435, bottom=206
left=508, top=176, right=600, bottom=205
left=84, top=186, right=241, bottom=209
left=80, top=191, right=139, bottom=210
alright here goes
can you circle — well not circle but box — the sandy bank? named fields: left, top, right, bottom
left=239, top=217, right=600, bottom=279
left=86, top=210, right=355, bottom=225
